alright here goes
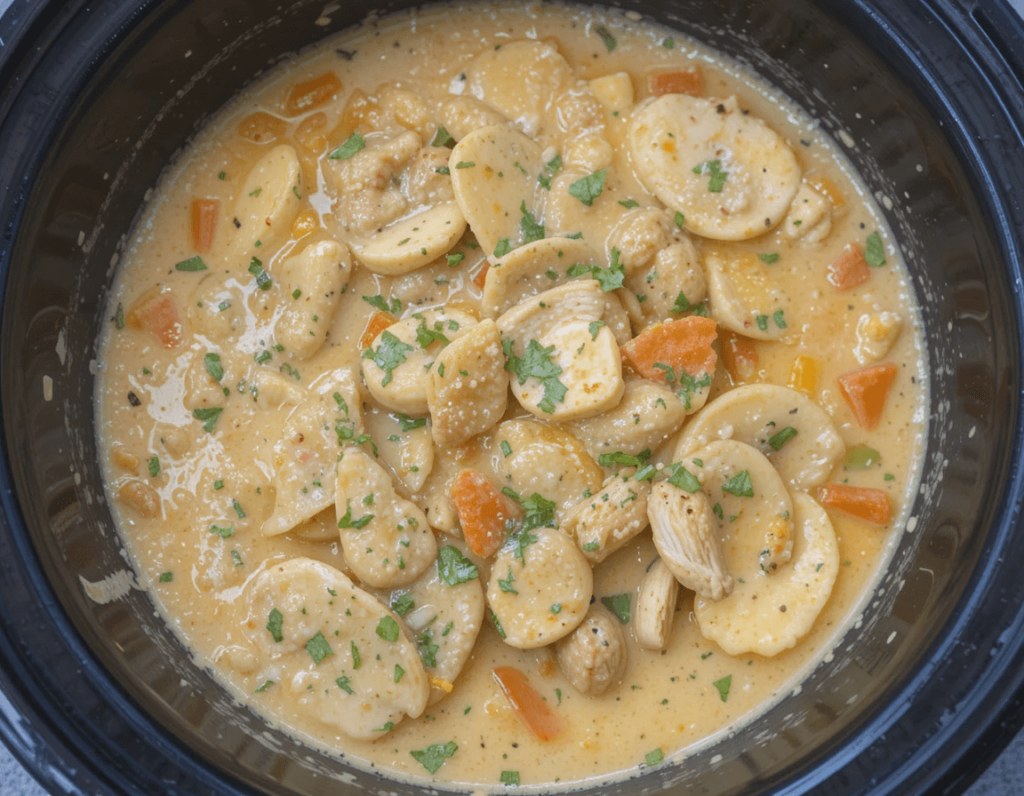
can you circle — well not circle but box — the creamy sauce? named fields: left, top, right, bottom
left=95, top=3, right=926, bottom=791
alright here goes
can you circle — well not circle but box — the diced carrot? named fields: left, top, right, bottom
left=125, top=292, right=183, bottom=349
left=816, top=483, right=891, bottom=525
left=837, top=362, right=897, bottom=430
left=284, top=72, right=343, bottom=116
left=827, top=244, right=870, bottom=291
left=359, top=310, right=397, bottom=350
left=472, top=262, right=490, bottom=289
left=648, top=68, right=704, bottom=97
left=788, top=354, right=821, bottom=395
left=236, top=111, right=287, bottom=144
left=191, top=199, right=218, bottom=253
left=719, top=330, right=758, bottom=383
left=450, top=470, right=521, bottom=558
left=621, top=316, right=718, bottom=386
left=492, top=666, right=564, bottom=742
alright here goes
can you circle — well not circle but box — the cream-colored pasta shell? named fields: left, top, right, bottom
left=336, top=450, right=437, bottom=588
left=243, top=557, right=429, bottom=739
left=449, top=125, right=543, bottom=254
left=386, top=546, right=485, bottom=705
left=427, top=319, right=509, bottom=446
left=275, top=238, right=352, bottom=359
left=628, top=94, right=801, bottom=240
left=233, top=144, right=302, bottom=252
left=694, top=492, right=839, bottom=656
left=349, top=203, right=466, bottom=275
left=676, top=383, right=845, bottom=490
left=362, top=307, right=478, bottom=415
left=705, top=249, right=791, bottom=341
left=486, top=527, right=593, bottom=649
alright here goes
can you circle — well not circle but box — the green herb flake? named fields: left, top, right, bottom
left=538, top=153, right=563, bottom=190
left=865, top=231, right=886, bottom=266
left=618, top=198, right=640, bottom=209
left=601, top=593, right=631, bottom=624
left=232, top=498, right=246, bottom=518
left=147, top=456, right=160, bottom=477
left=175, top=256, right=207, bottom=272
left=192, top=407, right=223, bottom=432
left=393, top=664, right=406, bottom=683
left=305, top=631, right=334, bottom=664
left=568, top=169, right=607, bottom=207
left=759, top=252, right=780, bottom=265
left=671, top=291, right=692, bottom=314
left=713, top=503, right=725, bottom=520
left=500, top=770, right=521, bottom=786
left=665, top=462, right=701, bottom=493
left=375, top=616, right=400, bottom=642
left=773, top=309, right=787, bottom=329
left=498, top=566, right=518, bottom=595
left=329, top=132, right=366, bottom=160
left=337, top=499, right=374, bottom=530
left=674, top=211, right=685, bottom=229
left=361, top=294, right=401, bottom=315
left=493, top=238, right=513, bottom=258
left=335, top=675, right=354, bottom=694
left=255, top=350, right=272, bottom=364
left=438, top=545, right=479, bottom=586
left=209, top=523, right=234, bottom=538
left=247, top=256, right=272, bottom=290
left=415, top=319, right=449, bottom=349
left=255, top=680, right=274, bottom=693
left=410, top=741, right=458, bottom=774
left=363, top=330, right=414, bottom=387
left=396, top=413, right=427, bottom=432
left=158, top=571, right=173, bottom=583
left=598, top=449, right=651, bottom=468
left=756, top=314, right=769, bottom=332
left=506, top=338, right=567, bottom=414
left=455, top=161, right=475, bottom=169
left=595, top=25, right=616, bottom=51
left=266, top=608, right=284, bottom=642
left=884, top=473, right=896, bottom=482
left=692, top=159, right=729, bottom=192
left=231, top=549, right=244, bottom=567
left=431, top=126, right=454, bottom=147
left=446, top=252, right=465, bottom=268
left=520, top=201, right=545, bottom=243
left=713, top=674, right=732, bottom=702
left=645, top=748, right=664, bottom=767
left=721, top=470, right=754, bottom=498
left=768, top=427, right=798, bottom=451
left=500, top=440, right=513, bottom=459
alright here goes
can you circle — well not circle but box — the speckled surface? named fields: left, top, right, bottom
left=1, top=0, right=1023, bottom=792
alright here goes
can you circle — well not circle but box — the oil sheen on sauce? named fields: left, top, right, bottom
left=95, top=3, right=927, bottom=790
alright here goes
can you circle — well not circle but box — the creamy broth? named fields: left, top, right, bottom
left=95, top=3, right=926, bottom=790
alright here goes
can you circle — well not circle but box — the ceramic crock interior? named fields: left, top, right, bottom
left=0, top=0, right=1021, bottom=794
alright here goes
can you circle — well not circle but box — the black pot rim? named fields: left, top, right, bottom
left=0, top=1, right=1023, bottom=795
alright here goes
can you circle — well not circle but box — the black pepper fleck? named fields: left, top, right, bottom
left=127, top=392, right=141, bottom=407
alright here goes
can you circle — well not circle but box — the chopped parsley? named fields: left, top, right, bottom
left=498, top=566, right=518, bottom=595
left=601, top=593, right=631, bottom=624
left=329, top=132, right=365, bottom=160
left=410, top=741, right=457, bottom=774
left=209, top=523, right=234, bottom=538
left=363, top=330, right=413, bottom=387
left=692, top=159, right=729, bottom=192
left=493, top=238, right=512, bottom=258
left=337, top=499, right=374, bottom=530
left=759, top=252, right=780, bottom=265
left=598, top=449, right=651, bottom=468
left=768, top=427, right=798, bottom=451
left=158, top=571, right=173, bottom=583
left=192, top=406, right=223, bottom=432
left=520, top=201, right=545, bottom=243
left=437, top=545, right=479, bottom=586
left=500, top=440, right=513, bottom=458
left=713, top=674, right=732, bottom=702
left=619, top=198, right=640, bottom=209
left=506, top=339, right=567, bottom=414
left=568, top=169, right=607, bottom=206
left=375, top=616, right=400, bottom=642
left=417, top=630, right=439, bottom=668
left=645, top=748, right=664, bottom=767
left=446, top=252, right=465, bottom=268
left=174, top=256, right=207, bottom=272
left=335, top=675, right=354, bottom=694
left=147, top=456, right=160, bottom=477
left=721, top=470, right=754, bottom=497
left=305, top=632, right=334, bottom=664
left=430, top=126, right=454, bottom=147
left=396, top=413, right=427, bottom=432
left=248, top=257, right=272, bottom=290
left=266, top=608, right=284, bottom=642
left=500, top=770, right=521, bottom=786
left=537, top=153, right=563, bottom=190
left=362, top=294, right=401, bottom=314
left=865, top=231, right=886, bottom=266
left=664, top=462, right=701, bottom=492
left=595, top=25, right=616, bottom=51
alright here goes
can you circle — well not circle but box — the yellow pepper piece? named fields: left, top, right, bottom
left=789, top=354, right=821, bottom=395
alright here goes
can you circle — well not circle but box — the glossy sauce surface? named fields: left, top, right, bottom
left=95, top=3, right=926, bottom=790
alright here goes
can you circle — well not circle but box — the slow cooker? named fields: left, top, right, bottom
left=1, top=0, right=1023, bottom=793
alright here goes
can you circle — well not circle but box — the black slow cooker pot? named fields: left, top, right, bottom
left=1, top=0, right=1023, bottom=794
